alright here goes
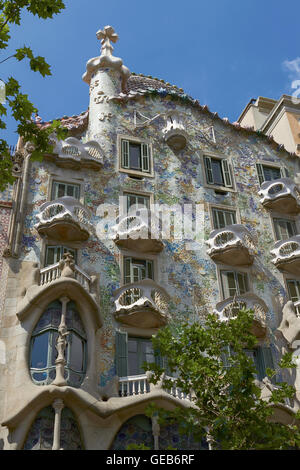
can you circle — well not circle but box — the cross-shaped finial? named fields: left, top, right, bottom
left=96, top=25, right=119, bottom=57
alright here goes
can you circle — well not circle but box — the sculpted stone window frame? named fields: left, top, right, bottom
left=117, top=134, right=154, bottom=178
left=201, top=151, right=236, bottom=193
left=29, top=299, right=87, bottom=387
left=44, top=244, right=78, bottom=267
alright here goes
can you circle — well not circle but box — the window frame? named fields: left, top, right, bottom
left=118, top=134, right=154, bottom=178
left=201, top=152, right=236, bottom=192
left=269, top=212, right=299, bottom=242
left=256, top=160, right=288, bottom=186
left=217, top=265, right=252, bottom=301
left=47, top=174, right=84, bottom=204
left=44, top=245, right=78, bottom=267
left=272, top=217, right=297, bottom=241
left=210, top=205, right=238, bottom=231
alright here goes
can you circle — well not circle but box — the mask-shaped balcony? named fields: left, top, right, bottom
left=206, top=224, right=255, bottom=266
left=113, top=279, right=170, bottom=329
left=112, top=209, right=164, bottom=253
left=35, top=196, right=93, bottom=242
left=214, top=293, right=268, bottom=338
left=162, top=111, right=188, bottom=151
left=258, top=178, right=300, bottom=215
left=271, top=235, right=300, bottom=275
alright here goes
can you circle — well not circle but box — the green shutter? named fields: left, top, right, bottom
left=256, top=163, right=265, bottom=185
left=121, top=140, right=130, bottom=168
left=204, top=156, right=214, bottom=184
left=141, top=143, right=150, bottom=172
left=221, top=159, right=233, bottom=188
left=115, top=330, right=128, bottom=377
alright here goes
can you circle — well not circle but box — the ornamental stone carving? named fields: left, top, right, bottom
left=278, top=300, right=300, bottom=346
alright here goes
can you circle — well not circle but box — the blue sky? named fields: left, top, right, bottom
left=1, top=0, right=300, bottom=146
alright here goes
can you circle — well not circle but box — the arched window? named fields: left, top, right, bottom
left=30, top=299, right=87, bottom=387
left=23, top=405, right=83, bottom=450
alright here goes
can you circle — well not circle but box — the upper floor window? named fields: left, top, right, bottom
left=220, top=270, right=249, bottom=299
left=256, top=163, right=287, bottom=186
left=124, top=257, right=154, bottom=284
left=212, top=207, right=236, bottom=230
left=30, top=300, right=87, bottom=387
left=45, top=245, right=77, bottom=267
left=204, top=156, right=233, bottom=189
left=121, top=139, right=151, bottom=174
left=51, top=181, right=80, bottom=200
left=273, top=218, right=297, bottom=240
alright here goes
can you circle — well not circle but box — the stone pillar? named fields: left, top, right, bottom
left=52, top=399, right=64, bottom=450
left=151, top=415, right=160, bottom=450
left=52, top=296, right=69, bottom=386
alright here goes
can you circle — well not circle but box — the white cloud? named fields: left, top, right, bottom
left=283, top=57, right=300, bottom=79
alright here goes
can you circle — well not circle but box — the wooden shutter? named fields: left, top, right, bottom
left=256, top=163, right=265, bottom=185
left=141, top=143, right=150, bottom=172
left=115, top=330, right=128, bottom=378
left=204, top=156, right=214, bottom=184
left=221, top=159, right=233, bottom=188
left=280, top=167, right=289, bottom=178
left=121, top=140, right=130, bottom=169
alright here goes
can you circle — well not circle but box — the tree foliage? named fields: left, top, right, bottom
left=145, top=309, right=300, bottom=450
left=0, top=0, right=67, bottom=191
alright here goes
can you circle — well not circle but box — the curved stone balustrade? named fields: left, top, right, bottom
left=35, top=196, right=93, bottom=241
left=258, top=177, right=300, bottom=214
left=40, top=261, right=92, bottom=292
left=206, top=224, right=255, bottom=266
left=271, top=235, right=300, bottom=275
left=49, top=135, right=103, bottom=170
left=113, top=279, right=170, bottom=328
left=112, top=209, right=164, bottom=253
left=162, top=111, right=188, bottom=150
left=214, top=293, right=268, bottom=338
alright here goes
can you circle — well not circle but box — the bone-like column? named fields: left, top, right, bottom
left=52, top=399, right=64, bottom=450
left=52, top=296, right=70, bottom=386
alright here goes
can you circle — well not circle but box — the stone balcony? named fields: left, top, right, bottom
left=206, top=224, right=255, bottom=266
left=162, top=111, right=188, bottom=150
left=112, top=209, right=164, bottom=253
left=258, top=177, right=300, bottom=215
left=271, top=235, right=300, bottom=275
left=113, top=279, right=170, bottom=328
left=35, top=196, right=93, bottom=242
left=214, top=293, right=268, bottom=338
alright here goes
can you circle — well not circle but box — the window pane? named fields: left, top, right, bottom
left=143, top=341, right=154, bottom=364
left=217, top=211, right=225, bottom=229
left=226, top=272, right=237, bottom=296
left=237, top=273, right=247, bottom=294
left=211, top=159, right=224, bottom=186
left=46, top=247, right=55, bottom=266
left=58, top=183, right=66, bottom=198
left=225, top=211, right=236, bottom=226
left=128, top=338, right=139, bottom=376
left=31, top=332, right=50, bottom=369
left=263, top=166, right=281, bottom=182
left=129, top=143, right=142, bottom=170
left=69, top=334, right=84, bottom=371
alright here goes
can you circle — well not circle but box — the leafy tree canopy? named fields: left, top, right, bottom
left=144, top=309, right=300, bottom=450
left=0, top=0, right=68, bottom=191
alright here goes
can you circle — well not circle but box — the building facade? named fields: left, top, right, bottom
left=1, top=26, right=300, bottom=450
